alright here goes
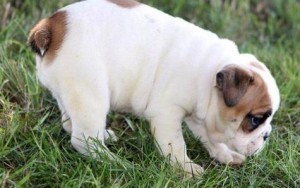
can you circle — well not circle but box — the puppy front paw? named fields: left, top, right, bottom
left=214, top=148, right=246, bottom=166
left=183, top=162, right=204, bottom=176
left=212, top=145, right=246, bottom=165
left=172, top=161, right=204, bottom=176
left=229, top=151, right=246, bottom=165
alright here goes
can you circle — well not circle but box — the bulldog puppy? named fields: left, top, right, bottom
left=28, top=0, right=280, bottom=175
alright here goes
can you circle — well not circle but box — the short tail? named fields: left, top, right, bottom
left=28, top=19, right=51, bottom=56
left=28, top=11, right=67, bottom=58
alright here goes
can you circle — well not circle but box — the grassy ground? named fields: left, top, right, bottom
left=0, top=0, right=299, bottom=187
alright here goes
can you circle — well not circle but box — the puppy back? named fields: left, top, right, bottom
left=28, top=11, right=67, bottom=62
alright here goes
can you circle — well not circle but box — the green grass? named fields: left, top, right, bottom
left=1, top=0, right=299, bottom=187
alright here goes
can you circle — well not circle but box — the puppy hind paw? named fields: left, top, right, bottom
left=62, top=113, right=72, bottom=134
left=62, top=119, right=72, bottom=134
left=71, top=135, right=113, bottom=159
left=104, top=129, right=118, bottom=142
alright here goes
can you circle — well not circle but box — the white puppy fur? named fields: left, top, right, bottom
left=29, top=0, right=280, bottom=175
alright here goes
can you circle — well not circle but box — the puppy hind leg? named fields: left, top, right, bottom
left=104, top=129, right=118, bottom=142
left=56, top=92, right=117, bottom=142
left=56, top=97, right=72, bottom=134
left=62, top=113, right=72, bottom=134
left=59, top=83, right=110, bottom=158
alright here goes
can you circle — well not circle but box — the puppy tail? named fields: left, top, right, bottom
left=28, top=11, right=67, bottom=57
left=28, top=19, right=51, bottom=56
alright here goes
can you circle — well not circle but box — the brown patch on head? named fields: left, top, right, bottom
left=28, top=11, right=67, bottom=62
left=217, top=66, right=272, bottom=132
left=216, top=65, right=255, bottom=107
left=107, top=0, right=140, bottom=8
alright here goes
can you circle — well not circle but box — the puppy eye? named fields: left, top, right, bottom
left=251, top=116, right=262, bottom=126
left=242, top=111, right=272, bottom=133
left=248, top=115, right=264, bottom=130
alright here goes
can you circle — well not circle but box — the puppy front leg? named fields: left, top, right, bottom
left=150, top=109, right=203, bottom=175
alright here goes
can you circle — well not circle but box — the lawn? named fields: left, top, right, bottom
left=0, top=0, right=299, bottom=187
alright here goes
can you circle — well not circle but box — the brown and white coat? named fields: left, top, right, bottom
left=29, top=0, right=280, bottom=175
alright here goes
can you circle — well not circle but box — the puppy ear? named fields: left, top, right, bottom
left=28, top=19, right=51, bottom=56
left=216, top=65, right=254, bottom=107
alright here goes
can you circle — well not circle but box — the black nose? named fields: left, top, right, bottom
left=263, top=133, right=269, bottom=141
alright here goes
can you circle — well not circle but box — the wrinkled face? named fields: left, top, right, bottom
left=213, top=57, right=280, bottom=156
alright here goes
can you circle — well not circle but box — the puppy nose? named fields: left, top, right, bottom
left=263, top=133, right=269, bottom=141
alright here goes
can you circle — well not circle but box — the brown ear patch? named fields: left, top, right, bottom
left=28, top=11, right=67, bottom=62
left=107, top=0, right=140, bottom=8
left=216, top=65, right=254, bottom=107
left=235, top=72, right=271, bottom=118
left=218, top=67, right=272, bottom=133
left=238, top=78, right=272, bottom=133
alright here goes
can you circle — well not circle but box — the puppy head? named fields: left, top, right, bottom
left=212, top=54, right=280, bottom=157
